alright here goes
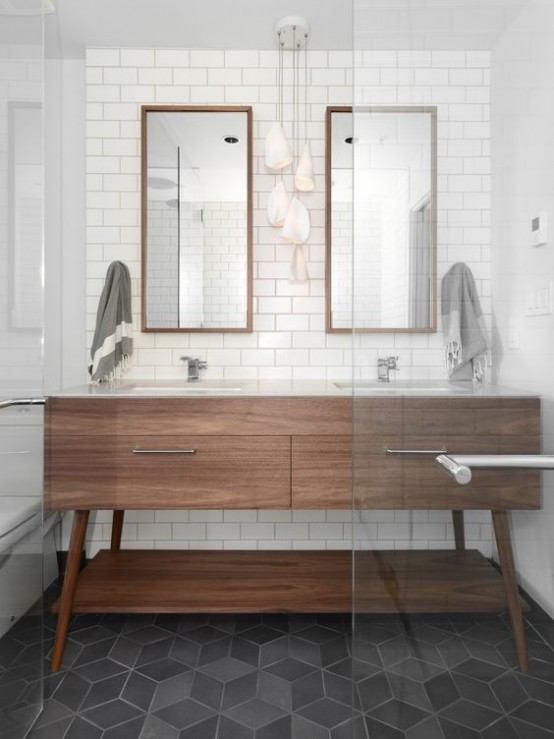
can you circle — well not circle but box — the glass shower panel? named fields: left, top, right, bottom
left=352, top=1, right=554, bottom=737
left=0, top=1, right=45, bottom=735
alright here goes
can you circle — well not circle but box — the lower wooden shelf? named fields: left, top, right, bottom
left=52, top=549, right=527, bottom=615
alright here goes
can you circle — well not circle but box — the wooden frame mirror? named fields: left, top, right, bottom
left=326, top=105, right=437, bottom=333
left=141, top=105, right=253, bottom=332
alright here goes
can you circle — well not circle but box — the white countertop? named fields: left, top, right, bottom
left=47, top=378, right=539, bottom=399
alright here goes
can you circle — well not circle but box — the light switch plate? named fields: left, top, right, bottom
left=527, top=279, right=552, bottom=316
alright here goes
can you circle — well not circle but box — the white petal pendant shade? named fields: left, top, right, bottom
left=267, top=181, right=290, bottom=227
left=290, top=244, right=309, bottom=282
left=294, top=142, right=315, bottom=192
left=265, top=122, right=293, bottom=170
left=281, top=197, right=310, bottom=244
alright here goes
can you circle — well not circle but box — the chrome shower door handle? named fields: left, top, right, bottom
left=435, top=454, right=472, bottom=485
left=0, top=398, right=45, bottom=410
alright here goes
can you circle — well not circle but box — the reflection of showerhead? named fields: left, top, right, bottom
left=166, top=199, right=179, bottom=208
left=148, top=176, right=177, bottom=190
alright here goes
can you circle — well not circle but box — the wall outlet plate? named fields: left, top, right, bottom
left=527, top=279, right=552, bottom=316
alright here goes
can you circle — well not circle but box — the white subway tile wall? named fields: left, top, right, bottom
left=83, top=47, right=492, bottom=556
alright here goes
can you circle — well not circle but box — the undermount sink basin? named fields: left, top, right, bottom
left=126, top=382, right=243, bottom=394
left=334, top=380, right=471, bottom=395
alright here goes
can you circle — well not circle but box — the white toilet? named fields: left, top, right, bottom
left=0, top=403, right=60, bottom=639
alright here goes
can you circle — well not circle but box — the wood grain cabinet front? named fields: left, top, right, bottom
left=291, top=436, right=351, bottom=509
left=46, top=435, right=291, bottom=510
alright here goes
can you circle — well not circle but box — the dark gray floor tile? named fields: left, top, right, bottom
left=460, top=640, right=509, bottom=669
left=125, top=626, right=173, bottom=644
left=179, top=715, right=219, bottom=739
left=358, top=672, right=392, bottom=713
left=190, top=672, right=223, bottom=710
left=296, top=697, right=353, bottom=729
left=323, top=670, right=356, bottom=709
left=74, top=658, right=128, bottom=683
left=387, top=672, right=433, bottom=712
left=265, top=657, right=317, bottom=682
left=121, top=671, right=157, bottom=711
left=103, top=715, right=146, bottom=739
left=462, top=624, right=511, bottom=646
left=72, top=637, right=118, bottom=668
left=378, top=637, right=413, bottom=669
left=405, top=715, right=443, bottom=739
left=139, top=714, right=180, bottom=739
left=291, top=713, right=330, bottom=739
left=221, top=671, right=258, bottom=710
left=321, top=637, right=350, bottom=668
left=332, top=715, right=368, bottom=739
left=517, top=672, right=554, bottom=704
left=435, top=637, right=471, bottom=669
left=388, top=657, right=444, bottom=683
left=423, top=671, right=459, bottom=711
left=150, top=672, right=193, bottom=711
left=363, top=715, right=405, bottom=738
left=439, top=699, right=502, bottom=731
left=26, top=716, right=74, bottom=739
left=258, top=671, right=294, bottom=711
left=351, top=640, right=383, bottom=668
left=80, top=671, right=128, bottom=710
left=438, top=717, right=481, bottom=738
left=218, top=715, right=252, bottom=739
left=81, top=698, right=143, bottom=730
left=50, top=672, right=90, bottom=711
left=368, top=698, right=430, bottom=731
left=510, top=700, right=554, bottom=732
left=451, top=673, right=502, bottom=711
left=176, top=616, right=210, bottom=634
left=259, top=635, right=289, bottom=667
left=296, top=626, right=340, bottom=645
left=69, top=625, right=117, bottom=646
left=197, top=637, right=232, bottom=666
left=289, top=637, right=323, bottom=667
left=230, top=638, right=260, bottom=667
left=153, top=615, right=183, bottom=634
left=200, top=656, right=256, bottom=681
left=262, top=614, right=290, bottom=632
left=224, top=697, right=286, bottom=729
left=356, top=624, right=403, bottom=646
left=408, top=625, right=454, bottom=646
left=481, top=717, right=520, bottom=739
left=292, top=670, right=325, bottom=711
left=28, top=699, right=73, bottom=728
left=452, top=658, right=507, bottom=683
left=509, top=718, right=554, bottom=738
left=258, top=715, right=292, bottom=739
left=239, top=626, right=285, bottom=646
left=136, top=657, right=189, bottom=682
left=170, top=637, right=200, bottom=667
left=185, top=626, right=228, bottom=646
left=64, top=715, right=103, bottom=739
left=490, top=671, right=528, bottom=712
left=154, top=697, right=216, bottom=729
left=524, top=659, right=554, bottom=682
left=109, top=636, right=143, bottom=668
left=136, top=637, right=174, bottom=667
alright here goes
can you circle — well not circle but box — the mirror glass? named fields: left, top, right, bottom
left=326, top=106, right=437, bottom=333
left=142, top=106, right=252, bottom=332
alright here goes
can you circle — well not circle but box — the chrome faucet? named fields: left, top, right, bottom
left=378, top=356, right=399, bottom=382
left=180, top=356, right=208, bottom=382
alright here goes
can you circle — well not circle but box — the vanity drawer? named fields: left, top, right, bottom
left=354, top=434, right=541, bottom=510
left=292, top=436, right=351, bottom=509
left=46, top=435, right=291, bottom=510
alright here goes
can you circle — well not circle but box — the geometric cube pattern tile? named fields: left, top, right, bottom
left=1, top=583, right=553, bottom=738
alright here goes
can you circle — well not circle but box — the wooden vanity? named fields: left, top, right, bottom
left=45, top=390, right=541, bottom=672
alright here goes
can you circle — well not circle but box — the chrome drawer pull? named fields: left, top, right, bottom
left=386, top=448, right=448, bottom=455
left=0, top=398, right=45, bottom=410
left=0, top=450, right=31, bottom=455
left=132, top=449, right=197, bottom=455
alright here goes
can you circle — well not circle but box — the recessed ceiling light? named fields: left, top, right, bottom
left=223, top=135, right=240, bottom=144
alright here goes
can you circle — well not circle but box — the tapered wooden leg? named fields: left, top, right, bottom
left=452, top=510, right=465, bottom=551
left=111, top=510, right=125, bottom=551
left=50, top=510, right=89, bottom=672
left=492, top=510, right=529, bottom=673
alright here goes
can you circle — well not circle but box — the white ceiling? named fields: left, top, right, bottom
left=44, top=0, right=528, bottom=58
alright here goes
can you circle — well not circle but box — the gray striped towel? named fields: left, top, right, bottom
left=441, top=262, right=490, bottom=382
left=88, top=261, right=133, bottom=382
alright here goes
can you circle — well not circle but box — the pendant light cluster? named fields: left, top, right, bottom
left=265, top=16, right=313, bottom=282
